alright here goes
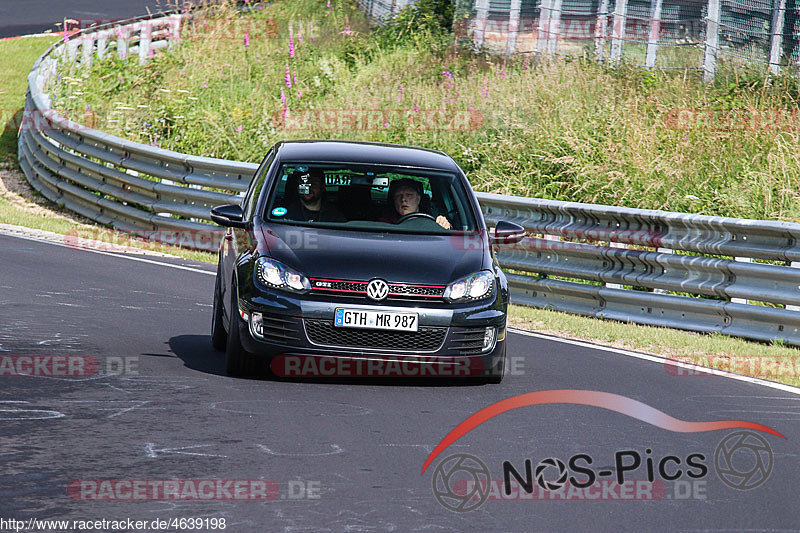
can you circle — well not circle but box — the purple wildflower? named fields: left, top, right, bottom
left=236, top=125, right=242, bottom=133
left=285, top=64, right=292, bottom=88
left=244, top=29, right=250, bottom=47
left=280, top=88, right=286, bottom=105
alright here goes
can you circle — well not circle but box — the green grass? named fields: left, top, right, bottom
left=47, top=0, right=800, bottom=222
left=0, top=36, right=58, bottom=163
left=510, top=304, right=800, bottom=387
left=0, top=35, right=215, bottom=263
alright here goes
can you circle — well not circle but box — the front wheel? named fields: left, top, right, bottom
left=225, top=282, right=256, bottom=377
left=210, top=271, right=227, bottom=351
left=483, top=343, right=506, bottom=384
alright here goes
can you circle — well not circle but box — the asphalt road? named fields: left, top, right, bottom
left=0, top=1, right=174, bottom=38
left=0, top=232, right=797, bottom=531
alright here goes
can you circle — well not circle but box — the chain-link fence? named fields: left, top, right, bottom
left=357, top=0, right=800, bottom=80
left=457, top=0, right=800, bottom=79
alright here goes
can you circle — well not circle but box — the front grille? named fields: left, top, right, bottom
left=258, top=313, right=303, bottom=344
left=304, top=319, right=447, bottom=352
left=447, top=327, right=487, bottom=355
left=309, top=278, right=445, bottom=300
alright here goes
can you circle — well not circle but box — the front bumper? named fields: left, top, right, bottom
left=235, top=289, right=507, bottom=377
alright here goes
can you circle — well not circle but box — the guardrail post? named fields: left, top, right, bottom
left=507, top=0, right=522, bottom=55
left=595, top=0, right=610, bottom=61
left=139, top=21, right=153, bottom=65
left=653, top=247, right=672, bottom=294
left=703, top=0, right=721, bottom=82
left=536, top=0, right=553, bottom=54
left=768, top=0, right=786, bottom=76
left=606, top=241, right=626, bottom=288
left=788, top=261, right=800, bottom=311
left=610, top=0, right=629, bottom=64
left=731, top=256, right=751, bottom=304
left=645, top=0, right=663, bottom=68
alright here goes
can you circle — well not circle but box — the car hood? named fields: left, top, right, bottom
left=259, top=224, right=486, bottom=285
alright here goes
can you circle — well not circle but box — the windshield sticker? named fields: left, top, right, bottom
left=271, top=207, right=287, bottom=217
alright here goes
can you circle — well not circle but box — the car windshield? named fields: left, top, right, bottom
left=263, top=163, right=479, bottom=234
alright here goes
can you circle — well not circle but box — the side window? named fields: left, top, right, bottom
left=243, top=151, right=274, bottom=221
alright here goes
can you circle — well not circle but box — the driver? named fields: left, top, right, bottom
left=284, top=169, right=346, bottom=223
left=380, top=178, right=451, bottom=229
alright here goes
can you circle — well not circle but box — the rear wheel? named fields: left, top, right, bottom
left=225, top=281, right=255, bottom=377
left=210, top=269, right=227, bottom=351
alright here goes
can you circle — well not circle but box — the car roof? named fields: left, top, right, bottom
left=272, top=140, right=461, bottom=171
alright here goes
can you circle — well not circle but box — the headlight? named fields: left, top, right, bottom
left=443, top=271, right=494, bottom=302
left=254, top=257, right=311, bottom=293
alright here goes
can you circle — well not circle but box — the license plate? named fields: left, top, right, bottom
left=334, top=308, right=418, bottom=332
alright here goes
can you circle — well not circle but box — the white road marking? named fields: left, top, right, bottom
left=509, top=328, right=800, bottom=396
left=255, top=444, right=345, bottom=457
left=144, top=443, right=227, bottom=458
left=0, top=231, right=215, bottom=275
left=6, top=227, right=800, bottom=397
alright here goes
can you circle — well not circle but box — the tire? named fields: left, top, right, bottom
left=483, top=342, right=506, bottom=384
left=225, top=281, right=255, bottom=377
left=210, top=269, right=227, bottom=351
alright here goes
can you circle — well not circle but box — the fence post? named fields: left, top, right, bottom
left=81, top=34, right=95, bottom=68
left=645, top=0, right=663, bottom=68
left=547, top=0, right=563, bottom=53
left=768, top=0, right=786, bottom=76
left=168, top=14, right=182, bottom=49
left=610, top=0, right=629, bottom=63
left=96, top=30, right=109, bottom=59
left=703, top=0, right=721, bottom=82
left=474, top=0, right=490, bottom=48
left=116, top=25, right=129, bottom=59
left=139, top=21, right=152, bottom=65
left=595, top=0, right=610, bottom=61
left=507, top=0, right=522, bottom=55
left=536, top=0, right=553, bottom=54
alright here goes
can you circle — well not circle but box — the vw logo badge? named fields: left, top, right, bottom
left=366, top=279, right=389, bottom=301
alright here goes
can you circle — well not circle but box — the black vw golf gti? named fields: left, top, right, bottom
left=210, top=140, right=524, bottom=382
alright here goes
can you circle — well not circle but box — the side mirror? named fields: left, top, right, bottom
left=210, top=204, right=248, bottom=228
left=491, top=220, right=525, bottom=244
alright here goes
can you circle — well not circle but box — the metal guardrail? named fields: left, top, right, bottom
left=18, top=10, right=800, bottom=346
left=18, top=9, right=257, bottom=250
left=478, top=192, right=800, bottom=345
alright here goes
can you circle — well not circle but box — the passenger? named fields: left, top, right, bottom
left=380, top=178, right=451, bottom=229
left=284, top=169, right=346, bottom=223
